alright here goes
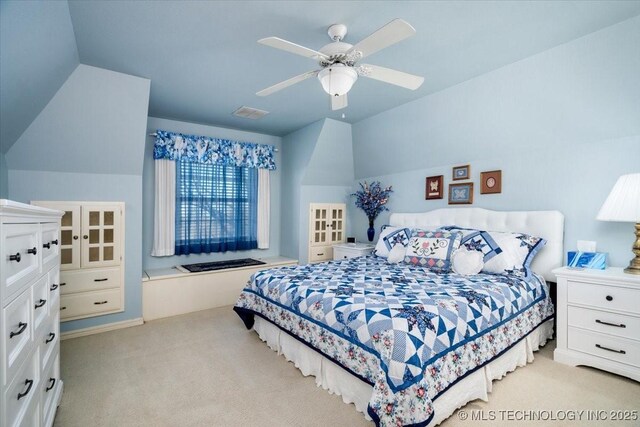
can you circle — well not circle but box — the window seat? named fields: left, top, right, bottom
left=142, top=256, right=297, bottom=321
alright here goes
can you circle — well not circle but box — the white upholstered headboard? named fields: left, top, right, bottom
left=389, top=208, right=564, bottom=282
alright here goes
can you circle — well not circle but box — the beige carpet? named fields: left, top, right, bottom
left=54, top=307, right=639, bottom=427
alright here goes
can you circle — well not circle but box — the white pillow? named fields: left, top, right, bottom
left=451, top=248, right=484, bottom=275
left=374, top=226, right=412, bottom=257
left=386, top=243, right=407, bottom=264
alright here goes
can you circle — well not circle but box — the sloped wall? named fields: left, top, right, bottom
left=281, top=118, right=355, bottom=263
left=6, top=64, right=150, bottom=333
left=350, top=17, right=640, bottom=268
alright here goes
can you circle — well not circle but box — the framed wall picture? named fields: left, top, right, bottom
left=425, top=175, right=444, bottom=199
left=449, top=182, right=474, bottom=204
left=452, top=164, right=470, bottom=181
left=480, top=170, right=502, bottom=194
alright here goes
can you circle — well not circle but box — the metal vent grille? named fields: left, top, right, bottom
left=232, top=106, right=269, bottom=120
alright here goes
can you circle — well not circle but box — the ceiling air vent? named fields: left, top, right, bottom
left=233, top=106, right=269, bottom=120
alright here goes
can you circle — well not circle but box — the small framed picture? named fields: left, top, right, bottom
left=480, top=170, right=502, bottom=194
left=449, top=182, right=474, bottom=204
left=425, top=175, right=444, bottom=200
left=452, top=165, right=470, bottom=181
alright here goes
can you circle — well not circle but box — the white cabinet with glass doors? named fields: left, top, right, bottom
left=308, top=203, right=346, bottom=263
left=32, top=202, right=125, bottom=321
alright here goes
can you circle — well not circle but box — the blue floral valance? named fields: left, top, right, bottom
left=153, top=130, right=276, bottom=170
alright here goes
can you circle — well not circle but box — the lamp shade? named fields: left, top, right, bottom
left=318, top=64, right=358, bottom=97
left=597, top=173, right=640, bottom=222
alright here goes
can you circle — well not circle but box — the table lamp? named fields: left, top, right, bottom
left=597, top=173, right=640, bottom=274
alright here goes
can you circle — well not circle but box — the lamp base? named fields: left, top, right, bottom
left=624, top=223, right=640, bottom=275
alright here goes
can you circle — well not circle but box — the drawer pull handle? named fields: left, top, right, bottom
left=595, top=319, right=626, bottom=328
left=9, top=322, right=27, bottom=338
left=34, top=299, right=47, bottom=309
left=27, top=247, right=37, bottom=255
left=50, top=283, right=59, bottom=291
left=9, top=252, right=21, bottom=262
left=51, top=239, right=59, bottom=245
left=60, top=282, right=66, bottom=286
left=46, top=378, right=56, bottom=392
left=595, top=344, right=626, bottom=354
left=46, top=332, right=56, bottom=344
left=318, top=253, right=324, bottom=256
left=94, top=278, right=109, bottom=282
left=60, top=306, right=67, bottom=310
left=43, top=242, right=51, bottom=249
left=94, top=300, right=108, bottom=305
left=17, top=379, right=34, bottom=400
left=605, top=295, right=613, bottom=301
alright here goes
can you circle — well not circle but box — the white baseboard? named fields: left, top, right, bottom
left=61, top=317, right=144, bottom=340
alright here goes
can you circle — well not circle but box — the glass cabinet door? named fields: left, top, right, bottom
left=330, top=206, right=344, bottom=244
left=310, top=205, right=329, bottom=246
left=81, top=205, right=121, bottom=268
left=59, top=206, right=81, bottom=271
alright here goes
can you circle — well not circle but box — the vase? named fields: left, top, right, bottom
left=367, top=220, right=375, bottom=242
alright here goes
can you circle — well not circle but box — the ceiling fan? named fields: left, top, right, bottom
left=256, top=19, right=424, bottom=111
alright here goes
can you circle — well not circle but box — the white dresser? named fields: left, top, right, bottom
left=332, top=243, right=375, bottom=260
left=553, top=267, right=640, bottom=382
left=1, top=200, right=64, bottom=427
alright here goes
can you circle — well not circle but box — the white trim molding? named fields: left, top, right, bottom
left=61, top=317, right=144, bottom=340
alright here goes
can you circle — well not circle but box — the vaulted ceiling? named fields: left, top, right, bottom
left=2, top=1, right=640, bottom=153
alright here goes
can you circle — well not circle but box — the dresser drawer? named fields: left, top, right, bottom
left=568, top=327, right=640, bottom=368
left=333, top=246, right=373, bottom=260
left=1, top=224, right=40, bottom=304
left=3, top=348, right=38, bottom=427
left=40, top=352, right=59, bottom=427
left=39, top=312, right=59, bottom=373
left=40, top=223, right=60, bottom=274
left=60, top=288, right=121, bottom=320
left=2, top=288, right=32, bottom=385
left=567, top=280, right=640, bottom=315
left=60, top=267, right=121, bottom=294
left=31, top=276, right=49, bottom=336
left=309, top=246, right=332, bottom=263
left=568, top=306, right=640, bottom=341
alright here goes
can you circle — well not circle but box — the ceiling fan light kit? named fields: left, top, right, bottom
left=318, top=64, right=358, bottom=97
left=256, top=19, right=424, bottom=111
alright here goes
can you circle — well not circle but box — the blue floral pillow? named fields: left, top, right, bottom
left=442, top=226, right=546, bottom=277
left=404, top=229, right=463, bottom=273
left=374, top=225, right=412, bottom=257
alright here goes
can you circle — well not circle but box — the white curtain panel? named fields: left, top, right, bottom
left=152, top=159, right=176, bottom=256
left=257, top=168, right=270, bottom=249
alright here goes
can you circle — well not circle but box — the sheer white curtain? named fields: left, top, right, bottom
left=152, top=159, right=176, bottom=256
left=257, top=168, right=270, bottom=249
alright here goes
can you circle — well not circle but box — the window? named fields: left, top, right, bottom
left=175, top=159, right=258, bottom=255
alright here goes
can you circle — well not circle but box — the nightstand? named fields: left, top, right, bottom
left=332, top=243, right=375, bottom=260
left=553, top=267, right=640, bottom=382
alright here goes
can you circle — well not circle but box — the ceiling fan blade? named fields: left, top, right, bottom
left=258, top=37, right=329, bottom=60
left=348, top=19, right=416, bottom=60
left=331, top=93, right=348, bottom=111
left=359, top=64, right=424, bottom=90
left=256, top=70, right=319, bottom=97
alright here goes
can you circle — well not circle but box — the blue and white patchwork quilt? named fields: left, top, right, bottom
left=234, top=256, right=553, bottom=426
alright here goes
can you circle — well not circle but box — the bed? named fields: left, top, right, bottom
left=234, top=208, right=564, bottom=426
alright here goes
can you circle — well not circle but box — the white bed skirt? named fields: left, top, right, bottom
left=253, top=317, right=554, bottom=426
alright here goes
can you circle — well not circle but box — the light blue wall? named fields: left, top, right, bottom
left=0, top=0, right=79, bottom=153
left=0, top=152, right=7, bottom=198
left=7, top=65, right=150, bottom=175
left=143, top=117, right=282, bottom=270
left=280, top=120, right=324, bottom=260
left=350, top=17, right=640, bottom=268
left=281, top=118, right=355, bottom=263
left=6, top=64, right=150, bottom=332
left=8, top=171, right=143, bottom=333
